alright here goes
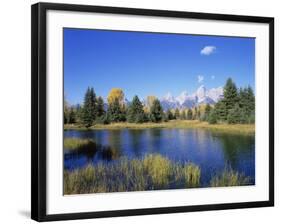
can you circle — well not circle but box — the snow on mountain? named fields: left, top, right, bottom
left=160, top=85, right=223, bottom=110
left=160, top=92, right=180, bottom=111
left=206, top=86, right=224, bottom=102
left=127, top=86, right=223, bottom=111
left=175, top=91, right=189, bottom=105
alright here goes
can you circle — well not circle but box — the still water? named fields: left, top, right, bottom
left=64, top=129, right=255, bottom=185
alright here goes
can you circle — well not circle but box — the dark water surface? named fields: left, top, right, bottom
left=64, top=129, right=255, bottom=185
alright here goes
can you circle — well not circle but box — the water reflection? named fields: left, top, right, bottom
left=64, top=128, right=255, bottom=184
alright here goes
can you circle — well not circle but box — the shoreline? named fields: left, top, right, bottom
left=64, top=120, right=255, bottom=135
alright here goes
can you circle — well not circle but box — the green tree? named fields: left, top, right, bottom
left=166, top=109, right=174, bottom=120
left=239, top=86, right=255, bottom=120
left=68, top=107, right=76, bottom=124
left=174, top=108, right=180, bottom=119
left=107, top=98, right=125, bottom=122
left=82, top=87, right=97, bottom=127
left=149, top=99, right=163, bottom=122
left=96, top=97, right=105, bottom=118
left=180, top=110, right=186, bottom=120
left=208, top=109, right=217, bottom=124
left=204, top=104, right=211, bottom=120
left=223, top=78, right=239, bottom=112
left=214, top=100, right=227, bottom=121
left=127, top=95, right=145, bottom=123
left=187, top=108, right=193, bottom=120
left=193, top=107, right=198, bottom=120
left=227, top=103, right=242, bottom=124
left=74, top=104, right=83, bottom=123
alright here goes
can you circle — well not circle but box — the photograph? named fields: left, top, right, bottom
left=63, top=28, right=255, bottom=195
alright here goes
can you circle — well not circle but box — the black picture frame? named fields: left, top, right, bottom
left=31, top=2, right=274, bottom=222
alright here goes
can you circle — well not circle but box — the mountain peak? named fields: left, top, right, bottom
left=160, top=85, right=223, bottom=110
left=163, top=92, right=175, bottom=102
left=176, top=91, right=189, bottom=105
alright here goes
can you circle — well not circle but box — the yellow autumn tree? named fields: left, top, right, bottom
left=107, top=88, right=124, bottom=105
left=146, top=95, right=157, bottom=111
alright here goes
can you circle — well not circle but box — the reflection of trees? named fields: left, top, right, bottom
left=106, top=130, right=122, bottom=160
left=130, top=130, right=144, bottom=157
left=217, top=133, right=254, bottom=168
left=146, top=129, right=163, bottom=154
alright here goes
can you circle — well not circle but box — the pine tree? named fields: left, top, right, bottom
left=244, top=86, right=255, bottom=118
left=187, top=108, right=193, bottom=120
left=175, top=108, right=180, bottom=119
left=82, top=87, right=97, bottom=127
left=193, top=107, right=198, bottom=120
left=149, top=99, right=163, bottom=122
left=223, top=78, right=239, bottom=112
left=204, top=104, right=211, bottom=120
left=214, top=100, right=227, bottom=121
left=107, top=98, right=123, bottom=122
left=166, top=109, right=174, bottom=120
left=238, top=86, right=255, bottom=123
left=64, top=112, right=67, bottom=124
left=68, top=107, right=76, bottom=124
left=208, top=109, right=217, bottom=124
left=96, top=97, right=105, bottom=118
left=227, top=103, right=241, bottom=124
left=127, top=95, right=145, bottom=123
left=180, top=110, right=186, bottom=120
left=75, top=104, right=83, bottom=123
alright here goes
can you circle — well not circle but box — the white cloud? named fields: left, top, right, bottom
left=198, top=75, right=204, bottom=83
left=211, top=75, right=215, bottom=80
left=200, top=46, right=216, bottom=55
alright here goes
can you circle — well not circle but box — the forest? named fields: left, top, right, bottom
left=64, top=78, right=255, bottom=128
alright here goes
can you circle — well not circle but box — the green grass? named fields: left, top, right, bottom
left=63, top=154, right=251, bottom=195
left=64, top=138, right=96, bottom=150
left=210, top=168, right=251, bottom=187
left=64, top=120, right=255, bottom=135
left=64, top=154, right=202, bottom=194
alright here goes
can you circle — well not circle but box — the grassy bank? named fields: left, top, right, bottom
left=64, top=120, right=255, bottom=135
left=64, top=138, right=96, bottom=150
left=64, top=154, right=251, bottom=195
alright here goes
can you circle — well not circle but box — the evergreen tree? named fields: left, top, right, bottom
left=175, top=108, right=180, bottom=119
left=74, top=104, right=83, bottom=123
left=82, top=87, right=97, bottom=127
left=227, top=103, right=242, bottom=124
left=166, top=109, right=174, bottom=120
left=197, top=109, right=201, bottom=120
left=246, top=86, right=255, bottom=116
left=180, top=110, right=186, bottom=120
left=187, top=108, right=193, bottom=120
left=223, top=78, right=239, bottom=112
left=127, top=95, right=145, bottom=123
left=96, top=97, right=105, bottom=118
left=149, top=99, right=163, bottom=122
left=204, top=104, right=211, bottom=120
left=68, top=107, right=76, bottom=124
left=208, top=109, right=217, bottom=124
left=107, top=98, right=124, bottom=122
left=214, top=100, right=227, bottom=121
left=193, top=107, right=198, bottom=120
left=64, top=112, right=67, bottom=124
left=238, top=86, right=255, bottom=123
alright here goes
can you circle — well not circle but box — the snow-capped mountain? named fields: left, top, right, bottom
left=160, top=92, right=180, bottom=110
left=160, top=85, right=223, bottom=110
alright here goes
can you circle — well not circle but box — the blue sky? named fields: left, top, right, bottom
left=64, top=28, right=255, bottom=105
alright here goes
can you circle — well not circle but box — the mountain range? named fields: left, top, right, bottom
left=145, top=85, right=224, bottom=110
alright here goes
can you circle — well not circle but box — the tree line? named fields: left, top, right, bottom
left=64, top=78, right=255, bottom=127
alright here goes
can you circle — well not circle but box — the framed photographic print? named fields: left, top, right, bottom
left=31, top=2, right=274, bottom=222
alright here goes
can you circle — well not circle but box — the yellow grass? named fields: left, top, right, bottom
left=64, top=120, right=255, bottom=135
